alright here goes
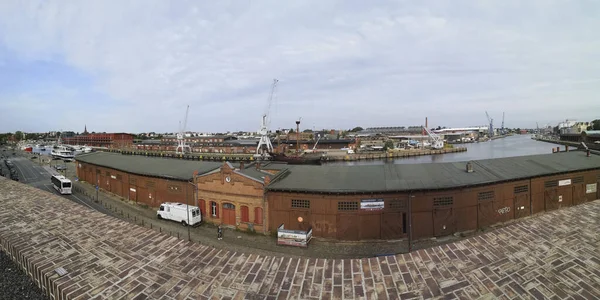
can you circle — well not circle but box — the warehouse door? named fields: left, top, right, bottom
left=380, top=212, right=405, bottom=239
left=433, top=208, right=455, bottom=237
left=514, top=193, right=530, bottom=219
left=544, top=189, right=559, bottom=211
left=336, top=215, right=359, bottom=240
left=572, top=184, right=587, bottom=206
left=477, top=201, right=498, bottom=229
left=222, top=203, right=236, bottom=226
left=129, top=186, right=137, bottom=202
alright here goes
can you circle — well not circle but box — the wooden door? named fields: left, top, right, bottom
left=514, top=193, right=530, bottom=219
left=477, top=201, right=497, bottom=228
left=544, top=189, right=559, bottom=211
left=433, top=208, right=455, bottom=237
left=222, top=203, right=236, bottom=226
left=572, top=184, right=587, bottom=206
left=380, top=212, right=405, bottom=239
left=129, top=187, right=137, bottom=202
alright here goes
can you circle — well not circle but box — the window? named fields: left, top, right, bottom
left=291, top=199, right=310, bottom=209
left=105, top=171, right=110, bottom=176
left=514, top=185, right=528, bottom=194
left=223, top=203, right=235, bottom=209
left=477, top=191, right=495, bottom=201
left=211, top=202, right=218, bottom=217
left=116, top=174, right=122, bottom=181
left=129, top=177, right=137, bottom=185
left=338, top=201, right=358, bottom=211
left=433, top=197, right=453, bottom=207
left=146, top=181, right=155, bottom=188
left=159, top=205, right=164, bottom=211
left=241, top=206, right=249, bottom=222
left=254, top=207, right=263, bottom=225
left=572, top=176, right=584, bottom=184
left=544, top=180, right=558, bottom=188
left=388, top=199, right=407, bottom=210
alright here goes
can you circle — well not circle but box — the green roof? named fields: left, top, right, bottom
left=266, top=151, right=600, bottom=194
left=75, top=152, right=222, bottom=181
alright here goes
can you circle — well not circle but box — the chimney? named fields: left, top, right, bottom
left=264, top=175, right=271, bottom=185
left=466, top=162, right=474, bottom=173
left=240, top=162, right=245, bottom=170
left=255, top=162, right=261, bottom=170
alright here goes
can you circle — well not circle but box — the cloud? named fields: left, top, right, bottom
left=0, top=0, right=599, bottom=133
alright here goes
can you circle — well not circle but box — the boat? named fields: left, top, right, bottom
left=269, top=152, right=323, bottom=165
left=20, top=144, right=33, bottom=152
left=36, top=144, right=46, bottom=151
left=79, top=145, right=93, bottom=153
left=51, top=145, right=75, bottom=161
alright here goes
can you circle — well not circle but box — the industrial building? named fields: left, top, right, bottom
left=76, top=150, right=600, bottom=241
left=62, top=126, right=134, bottom=149
left=265, top=150, right=600, bottom=240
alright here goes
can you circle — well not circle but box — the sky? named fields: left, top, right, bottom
left=0, top=0, right=599, bottom=134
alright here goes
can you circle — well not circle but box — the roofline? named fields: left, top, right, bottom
left=265, top=167, right=600, bottom=195
left=75, top=159, right=219, bottom=182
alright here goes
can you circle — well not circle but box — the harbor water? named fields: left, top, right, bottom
left=329, top=134, right=561, bottom=165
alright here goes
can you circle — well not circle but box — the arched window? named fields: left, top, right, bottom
left=241, top=206, right=249, bottom=222
left=254, top=207, right=263, bottom=225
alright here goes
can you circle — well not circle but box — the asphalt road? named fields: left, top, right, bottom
left=2, top=152, right=114, bottom=216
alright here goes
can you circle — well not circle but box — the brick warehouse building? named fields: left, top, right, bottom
left=75, top=150, right=600, bottom=240
left=265, top=150, right=600, bottom=240
left=63, top=132, right=135, bottom=148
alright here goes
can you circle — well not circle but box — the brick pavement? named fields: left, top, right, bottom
left=1, top=179, right=600, bottom=299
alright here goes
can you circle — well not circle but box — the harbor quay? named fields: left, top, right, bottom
left=95, top=146, right=467, bottom=162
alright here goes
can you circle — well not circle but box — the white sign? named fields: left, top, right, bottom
left=360, top=199, right=384, bottom=210
left=558, top=195, right=563, bottom=202
left=129, top=188, right=136, bottom=192
left=110, top=175, right=117, bottom=179
left=558, top=179, right=571, bottom=186
left=586, top=183, right=597, bottom=194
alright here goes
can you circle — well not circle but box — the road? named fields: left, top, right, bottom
left=2, top=153, right=114, bottom=216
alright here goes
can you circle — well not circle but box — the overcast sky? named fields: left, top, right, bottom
left=1, top=1, right=599, bottom=134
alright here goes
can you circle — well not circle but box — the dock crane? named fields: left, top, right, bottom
left=485, top=111, right=494, bottom=137
left=255, top=79, right=278, bottom=159
left=422, top=126, right=444, bottom=149
left=501, top=112, right=505, bottom=135
left=175, top=105, right=191, bottom=154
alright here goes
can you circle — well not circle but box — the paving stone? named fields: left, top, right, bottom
left=2, top=180, right=600, bottom=299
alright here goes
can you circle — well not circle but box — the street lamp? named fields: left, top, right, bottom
left=408, top=193, right=415, bottom=252
left=184, top=171, right=199, bottom=242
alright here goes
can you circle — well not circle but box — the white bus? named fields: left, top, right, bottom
left=51, top=175, right=72, bottom=195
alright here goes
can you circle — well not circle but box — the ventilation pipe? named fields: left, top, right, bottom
left=466, top=161, right=474, bottom=173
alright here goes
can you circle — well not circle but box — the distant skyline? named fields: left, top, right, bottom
left=1, top=1, right=599, bottom=133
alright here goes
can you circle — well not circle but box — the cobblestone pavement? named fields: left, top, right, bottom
left=1, top=179, right=600, bottom=299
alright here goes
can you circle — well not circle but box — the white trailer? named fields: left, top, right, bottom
left=157, top=202, right=202, bottom=226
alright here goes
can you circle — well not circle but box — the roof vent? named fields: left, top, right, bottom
left=466, top=162, right=474, bottom=173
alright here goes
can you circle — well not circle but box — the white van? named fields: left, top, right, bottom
left=157, top=202, right=202, bottom=226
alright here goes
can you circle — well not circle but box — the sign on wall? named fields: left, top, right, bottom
left=360, top=199, right=384, bottom=210
left=586, top=183, right=597, bottom=194
left=558, top=179, right=572, bottom=186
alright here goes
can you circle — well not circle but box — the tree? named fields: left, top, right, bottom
left=350, top=126, right=363, bottom=132
left=383, top=140, right=395, bottom=151
left=590, top=119, right=600, bottom=130
left=14, top=131, right=23, bottom=141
